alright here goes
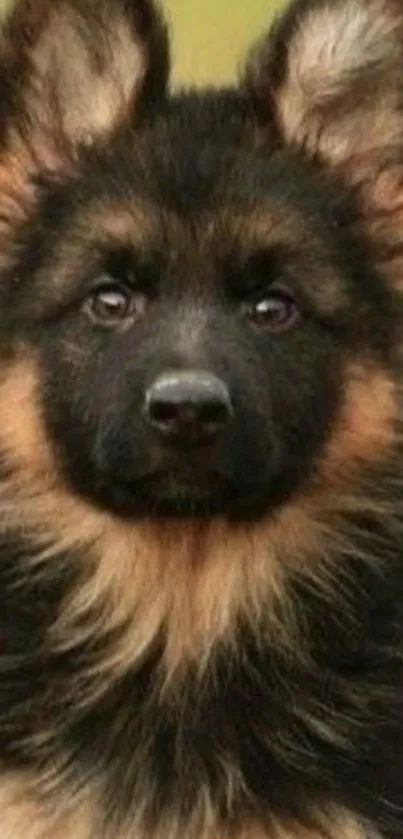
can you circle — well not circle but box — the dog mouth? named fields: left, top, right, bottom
left=93, top=467, right=267, bottom=520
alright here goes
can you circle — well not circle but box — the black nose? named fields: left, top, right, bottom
left=144, top=370, right=233, bottom=443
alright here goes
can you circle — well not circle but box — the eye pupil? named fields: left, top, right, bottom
left=248, top=290, right=298, bottom=330
left=86, top=281, right=148, bottom=326
left=94, top=289, right=129, bottom=319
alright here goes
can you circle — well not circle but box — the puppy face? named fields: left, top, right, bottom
left=0, top=97, right=398, bottom=523
left=0, top=0, right=400, bottom=678
left=1, top=2, right=403, bottom=839
left=0, top=0, right=401, bottom=531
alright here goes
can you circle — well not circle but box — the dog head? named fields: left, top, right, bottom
left=0, top=0, right=401, bottom=526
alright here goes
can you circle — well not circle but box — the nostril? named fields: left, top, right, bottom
left=144, top=370, right=233, bottom=441
left=150, top=401, right=178, bottom=424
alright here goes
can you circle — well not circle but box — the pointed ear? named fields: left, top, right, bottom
left=245, top=0, right=403, bottom=166
left=0, top=0, right=169, bottom=171
left=245, top=0, right=403, bottom=291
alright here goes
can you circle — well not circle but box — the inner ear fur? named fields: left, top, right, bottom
left=244, top=0, right=403, bottom=290
left=0, top=0, right=169, bottom=170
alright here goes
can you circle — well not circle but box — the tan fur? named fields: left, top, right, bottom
left=0, top=1, right=396, bottom=838
left=0, top=354, right=396, bottom=694
left=247, top=0, right=403, bottom=294
left=251, top=817, right=378, bottom=839
left=0, top=774, right=378, bottom=839
left=0, top=0, right=160, bottom=284
left=271, top=0, right=403, bottom=162
left=348, top=160, right=403, bottom=294
left=313, top=361, right=396, bottom=492
left=0, top=149, right=36, bottom=225
left=270, top=822, right=378, bottom=839
left=262, top=0, right=403, bottom=297
left=29, top=6, right=146, bottom=147
left=1, top=0, right=149, bottom=168
left=0, top=775, right=94, bottom=839
left=0, top=146, right=44, bottom=278
left=227, top=209, right=350, bottom=314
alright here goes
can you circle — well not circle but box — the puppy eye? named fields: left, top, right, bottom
left=244, top=288, right=299, bottom=331
left=85, top=282, right=148, bottom=326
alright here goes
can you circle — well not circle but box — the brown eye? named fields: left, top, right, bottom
left=245, top=288, right=299, bottom=331
left=87, top=284, right=147, bottom=326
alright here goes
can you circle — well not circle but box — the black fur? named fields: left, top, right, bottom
left=0, top=0, right=402, bottom=837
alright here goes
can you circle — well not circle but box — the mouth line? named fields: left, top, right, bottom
left=91, top=467, right=273, bottom=522
left=118, top=470, right=236, bottom=506
left=115, top=463, right=233, bottom=487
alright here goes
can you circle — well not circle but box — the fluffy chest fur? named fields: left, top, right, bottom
left=0, top=0, right=402, bottom=837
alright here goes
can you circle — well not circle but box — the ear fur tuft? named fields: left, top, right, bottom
left=0, top=0, right=169, bottom=169
left=245, top=0, right=403, bottom=290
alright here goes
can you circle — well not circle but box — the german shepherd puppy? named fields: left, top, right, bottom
left=0, top=0, right=402, bottom=836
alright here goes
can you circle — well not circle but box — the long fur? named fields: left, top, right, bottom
left=0, top=1, right=402, bottom=838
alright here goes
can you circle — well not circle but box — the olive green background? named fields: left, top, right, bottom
left=0, top=0, right=284, bottom=84
left=164, top=1, right=284, bottom=84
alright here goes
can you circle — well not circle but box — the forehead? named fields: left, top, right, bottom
left=52, top=92, right=343, bottom=253
left=26, top=192, right=351, bottom=328
left=68, top=89, right=339, bottom=217
left=18, top=89, right=355, bottom=317
left=40, top=186, right=343, bottom=296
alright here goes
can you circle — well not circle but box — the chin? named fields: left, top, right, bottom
left=1, top=0, right=403, bottom=835
left=91, top=470, right=272, bottom=521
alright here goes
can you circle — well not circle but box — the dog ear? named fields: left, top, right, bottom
left=245, top=0, right=403, bottom=165
left=0, top=0, right=169, bottom=172
left=245, top=0, right=403, bottom=289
